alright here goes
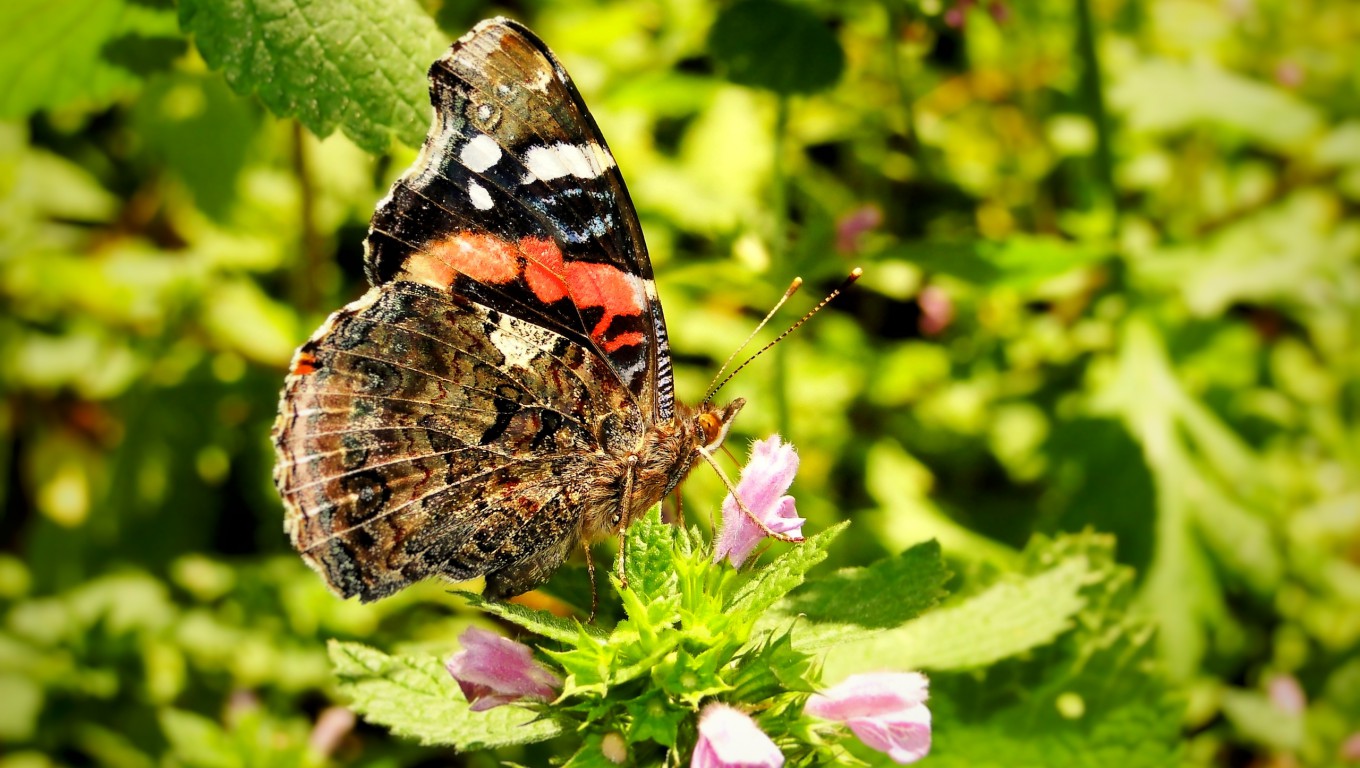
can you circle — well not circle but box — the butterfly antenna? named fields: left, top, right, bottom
left=703, top=277, right=804, bottom=404
left=706, top=268, right=862, bottom=401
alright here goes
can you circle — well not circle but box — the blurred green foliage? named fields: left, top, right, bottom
left=2, top=0, right=1358, bottom=765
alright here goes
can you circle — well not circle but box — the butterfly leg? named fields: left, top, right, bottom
left=583, top=542, right=598, bottom=622
left=696, top=446, right=805, bottom=543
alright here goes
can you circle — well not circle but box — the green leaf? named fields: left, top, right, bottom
left=884, top=235, right=1111, bottom=289
left=0, top=673, right=43, bottom=742
left=329, top=640, right=562, bottom=749
left=921, top=535, right=1183, bottom=767
left=780, top=539, right=946, bottom=627
left=728, top=630, right=818, bottom=702
left=1110, top=57, right=1322, bottom=151
left=707, top=0, right=844, bottom=95
left=545, top=626, right=615, bottom=698
left=822, top=547, right=1090, bottom=679
left=623, top=506, right=680, bottom=604
left=624, top=690, right=687, bottom=747
left=0, top=0, right=179, bottom=118
left=563, top=733, right=626, bottom=768
left=460, top=592, right=603, bottom=644
left=727, top=522, right=848, bottom=616
left=177, top=0, right=447, bottom=152
left=1090, top=317, right=1283, bottom=678
left=1220, top=688, right=1304, bottom=752
left=757, top=539, right=949, bottom=652
left=158, top=708, right=239, bottom=768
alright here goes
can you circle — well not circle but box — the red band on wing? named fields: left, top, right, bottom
left=521, top=239, right=646, bottom=349
left=522, top=237, right=568, bottom=303
left=415, top=233, right=520, bottom=288
left=563, top=261, right=645, bottom=345
left=407, top=232, right=646, bottom=353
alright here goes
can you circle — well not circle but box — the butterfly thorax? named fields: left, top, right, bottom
left=579, top=398, right=745, bottom=541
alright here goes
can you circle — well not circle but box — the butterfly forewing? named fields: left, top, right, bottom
left=363, top=19, right=675, bottom=421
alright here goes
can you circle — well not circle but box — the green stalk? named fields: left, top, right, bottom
left=1074, top=0, right=1118, bottom=226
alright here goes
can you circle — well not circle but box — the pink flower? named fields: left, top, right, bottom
left=804, top=672, right=931, bottom=764
left=1341, top=731, right=1360, bottom=760
left=692, top=703, right=784, bottom=768
left=836, top=205, right=883, bottom=255
left=445, top=627, right=561, bottom=711
left=1267, top=674, right=1306, bottom=715
left=917, top=285, right=953, bottom=337
left=713, top=436, right=804, bottom=568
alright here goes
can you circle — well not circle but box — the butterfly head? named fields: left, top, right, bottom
left=696, top=398, right=745, bottom=453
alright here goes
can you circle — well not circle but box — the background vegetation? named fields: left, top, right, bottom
left=2, top=0, right=1358, bottom=765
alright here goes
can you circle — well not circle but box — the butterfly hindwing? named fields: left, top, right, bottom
left=364, top=18, right=677, bottom=422
left=273, top=281, right=643, bottom=601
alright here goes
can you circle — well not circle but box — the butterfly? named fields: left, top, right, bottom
left=272, top=18, right=744, bottom=603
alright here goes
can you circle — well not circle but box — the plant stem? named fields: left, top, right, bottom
left=1073, top=0, right=1118, bottom=227
left=291, top=121, right=325, bottom=314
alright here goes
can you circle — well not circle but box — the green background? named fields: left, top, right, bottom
left=1, top=0, right=1357, bottom=765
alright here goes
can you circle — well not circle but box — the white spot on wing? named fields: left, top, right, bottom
left=460, top=135, right=502, bottom=172
left=489, top=319, right=560, bottom=370
left=521, top=142, right=617, bottom=183
left=528, top=66, right=553, bottom=92
left=468, top=180, right=494, bottom=210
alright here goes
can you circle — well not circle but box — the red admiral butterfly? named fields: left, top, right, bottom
left=272, top=18, right=744, bottom=602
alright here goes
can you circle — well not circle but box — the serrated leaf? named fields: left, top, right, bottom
left=177, top=0, right=446, bottom=152
left=822, top=552, right=1090, bottom=678
left=625, top=690, right=687, bottom=747
left=460, top=592, right=603, bottom=644
left=780, top=539, right=946, bottom=628
left=707, top=0, right=844, bottom=95
left=0, top=0, right=179, bottom=118
left=755, top=539, right=948, bottom=651
left=329, top=640, right=562, bottom=749
left=915, top=534, right=1182, bottom=766
left=623, top=506, right=680, bottom=603
left=728, top=522, right=847, bottom=616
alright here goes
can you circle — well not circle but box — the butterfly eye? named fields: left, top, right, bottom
left=696, top=412, right=722, bottom=446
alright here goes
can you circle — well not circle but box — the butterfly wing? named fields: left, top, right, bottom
left=364, top=18, right=677, bottom=422
left=274, top=282, right=637, bottom=601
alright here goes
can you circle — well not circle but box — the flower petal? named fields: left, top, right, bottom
left=692, top=703, right=784, bottom=768
left=804, top=672, right=929, bottom=721
left=804, top=672, right=931, bottom=764
left=846, top=705, right=932, bottom=764
left=446, top=627, right=561, bottom=710
left=713, top=437, right=804, bottom=568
